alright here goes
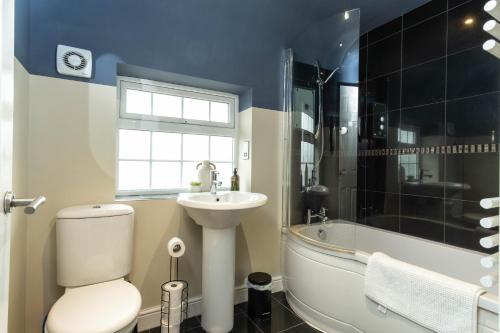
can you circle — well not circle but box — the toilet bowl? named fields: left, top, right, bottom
left=45, top=279, right=141, bottom=333
left=45, top=204, right=141, bottom=333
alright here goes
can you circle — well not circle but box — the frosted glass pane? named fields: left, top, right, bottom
left=216, top=163, right=233, bottom=188
left=153, top=94, right=182, bottom=118
left=183, top=134, right=209, bottom=161
left=210, top=136, right=233, bottom=162
left=119, top=129, right=151, bottom=159
left=183, top=98, right=209, bottom=121
left=152, top=162, right=181, bottom=189
left=210, top=102, right=229, bottom=123
left=126, top=89, right=151, bottom=115
left=118, top=161, right=150, bottom=190
left=182, top=162, right=198, bottom=187
left=152, top=132, right=181, bottom=160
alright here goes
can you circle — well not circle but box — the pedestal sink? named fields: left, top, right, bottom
left=177, top=191, right=268, bottom=333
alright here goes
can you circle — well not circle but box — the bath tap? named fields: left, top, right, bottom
left=306, top=207, right=328, bottom=224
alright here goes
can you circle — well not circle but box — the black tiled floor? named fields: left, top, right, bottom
left=144, top=292, right=319, bottom=333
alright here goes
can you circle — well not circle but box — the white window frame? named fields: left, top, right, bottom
left=116, top=76, right=239, bottom=196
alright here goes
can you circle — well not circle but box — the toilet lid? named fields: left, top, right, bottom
left=46, top=279, right=141, bottom=333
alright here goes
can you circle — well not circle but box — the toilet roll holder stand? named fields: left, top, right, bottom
left=160, top=254, right=189, bottom=332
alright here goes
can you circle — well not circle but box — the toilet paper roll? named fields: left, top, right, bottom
left=167, top=237, right=186, bottom=258
left=161, top=324, right=180, bottom=333
left=161, top=306, right=183, bottom=326
left=162, top=281, right=184, bottom=307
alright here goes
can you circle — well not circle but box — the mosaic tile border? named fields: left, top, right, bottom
left=358, top=143, right=498, bottom=157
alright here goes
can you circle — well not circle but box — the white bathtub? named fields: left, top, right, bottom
left=283, top=220, right=499, bottom=333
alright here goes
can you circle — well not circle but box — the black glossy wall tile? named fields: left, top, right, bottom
left=401, top=58, right=446, bottom=108
left=366, top=156, right=399, bottom=193
left=360, top=33, right=367, bottom=49
left=403, top=0, right=447, bottom=28
left=448, top=0, right=490, bottom=54
left=366, top=72, right=401, bottom=111
left=400, top=102, right=446, bottom=146
left=446, top=93, right=500, bottom=146
left=357, top=0, right=499, bottom=252
left=445, top=199, right=498, bottom=253
left=445, top=152, right=499, bottom=201
left=447, top=46, right=500, bottom=99
left=368, top=17, right=402, bottom=44
left=448, top=0, right=470, bottom=9
left=367, top=33, right=402, bottom=79
left=403, top=13, right=447, bottom=68
left=357, top=189, right=367, bottom=224
left=364, top=191, right=400, bottom=232
left=401, top=195, right=445, bottom=242
left=359, top=47, right=367, bottom=82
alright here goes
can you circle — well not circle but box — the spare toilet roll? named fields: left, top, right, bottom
left=162, top=281, right=184, bottom=307
left=161, top=324, right=180, bottom=333
left=161, top=306, right=183, bottom=326
left=167, top=237, right=186, bottom=258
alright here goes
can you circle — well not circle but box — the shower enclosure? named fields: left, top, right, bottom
left=282, top=9, right=361, bottom=228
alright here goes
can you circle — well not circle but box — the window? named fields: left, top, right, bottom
left=398, top=128, right=419, bottom=181
left=117, top=77, right=238, bottom=195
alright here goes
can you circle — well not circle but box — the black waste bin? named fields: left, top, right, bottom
left=247, top=272, right=272, bottom=317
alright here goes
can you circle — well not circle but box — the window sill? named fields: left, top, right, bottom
left=115, top=194, right=179, bottom=201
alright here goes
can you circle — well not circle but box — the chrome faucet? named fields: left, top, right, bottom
left=306, top=207, right=329, bottom=224
left=210, top=170, right=222, bottom=195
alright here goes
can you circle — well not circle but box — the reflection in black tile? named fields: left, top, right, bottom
left=368, top=17, right=402, bottom=44
left=367, top=72, right=401, bottom=111
left=403, top=0, right=447, bottom=28
left=448, top=0, right=490, bottom=54
left=400, top=154, right=445, bottom=197
left=400, top=102, right=445, bottom=146
left=403, top=13, right=447, bottom=67
left=387, top=110, right=401, bottom=148
left=401, top=195, right=445, bottom=242
left=366, top=105, right=389, bottom=149
left=445, top=199, right=498, bottom=253
left=364, top=191, right=400, bottom=232
left=366, top=156, right=399, bottom=193
left=250, top=299, right=303, bottom=333
left=357, top=156, right=366, bottom=190
left=445, top=152, right=499, bottom=202
left=367, top=33, right=402, bottom=79
left=447, top=46, right=500, bottom=99
left=357, top=189, right=367, bottom=224
left=402, top=58, right=446, bottom=108
left=446, top=93, right=500, bottom=146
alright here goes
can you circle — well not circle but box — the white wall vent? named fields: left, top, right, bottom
left=56, top=45, right=92, bottom=78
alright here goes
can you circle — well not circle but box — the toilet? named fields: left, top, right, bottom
left=45, top=204, right=142, bottom=333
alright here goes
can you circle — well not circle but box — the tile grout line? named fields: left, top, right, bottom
left=443, top=0, right=450, bottom=244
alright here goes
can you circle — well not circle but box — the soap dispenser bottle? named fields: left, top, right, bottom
left=231, top=168, right=240, bottom=191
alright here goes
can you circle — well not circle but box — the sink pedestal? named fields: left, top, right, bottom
left=201, top=226, right=236, bottom=333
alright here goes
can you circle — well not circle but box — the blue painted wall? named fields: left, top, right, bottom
left=14, top=0, right=30, bottom=68
left=19, top=0, right=429, bottom=110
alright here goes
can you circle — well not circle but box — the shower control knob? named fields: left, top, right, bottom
left=379, top=124, right=385, bottom=130
left=380, top=116, right=385, bottom=122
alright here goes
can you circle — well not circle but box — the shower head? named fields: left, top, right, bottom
left=314, top=60, right=340, bottom=86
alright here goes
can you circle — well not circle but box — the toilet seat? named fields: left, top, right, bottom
left=45, top=278, right=141, bottom=333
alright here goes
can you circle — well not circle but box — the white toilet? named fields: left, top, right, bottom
left=45, top=204, right=142, bottom=333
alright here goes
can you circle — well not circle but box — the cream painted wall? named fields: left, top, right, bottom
left=9, top=59, right=29, bottom=333
left=23, top=74, right=283, bottom=333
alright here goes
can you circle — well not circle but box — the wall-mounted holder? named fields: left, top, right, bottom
left=479, top=197, right=500, bottom=288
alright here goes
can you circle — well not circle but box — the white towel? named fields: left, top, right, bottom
left=365, top=252, right=485, bottom=333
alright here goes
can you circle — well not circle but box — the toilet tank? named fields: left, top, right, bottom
left=56, top=204, right=135, bottom=287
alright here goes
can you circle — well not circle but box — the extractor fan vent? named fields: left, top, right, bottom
left=56, top=45, right=92, bottom=78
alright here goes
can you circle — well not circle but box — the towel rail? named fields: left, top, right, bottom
left=479, top=194, right=499, bottom=287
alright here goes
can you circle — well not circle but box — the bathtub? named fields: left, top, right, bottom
left=283, top=220, right=499, bottom=333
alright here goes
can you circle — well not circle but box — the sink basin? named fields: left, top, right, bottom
left=177, top=191, right=268, bottom=333
left=177, top=191, right=268, bottom=228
